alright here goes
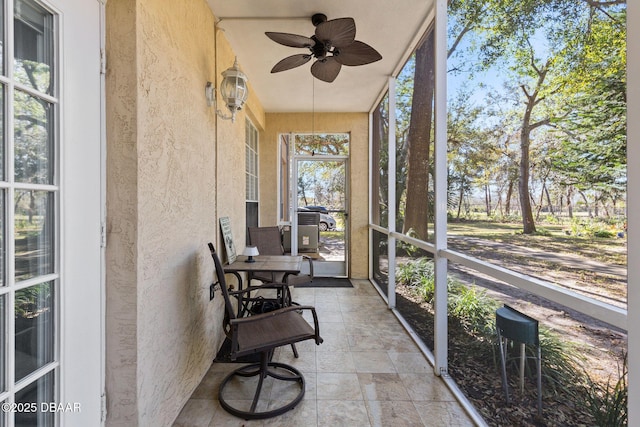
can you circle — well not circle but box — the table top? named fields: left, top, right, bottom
left=224, top=255, right=303, bottom=274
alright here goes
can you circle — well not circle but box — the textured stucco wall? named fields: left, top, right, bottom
left=263, top=113, right=369, bottom=279
left=105, top=0, right=139, bottom=423
left=213, top=32, right=254, bottom=254
left=105, top=0, right=260, bottom=425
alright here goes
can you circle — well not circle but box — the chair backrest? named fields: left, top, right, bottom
left=207, top=243, right=236, bottom=321
left=248, top=226, right=285, bottom=255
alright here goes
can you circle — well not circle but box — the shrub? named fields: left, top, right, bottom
left=396, top=256, right=596, bottom=412
left=534, top=227, right=553, bottom=236
left=449, top=286, right=498, bottom=336
left=397, top=257, right=459, bottom=303
left=584, top=356, right=628, bottom=427
left=594, top=230, right=615, bottom=238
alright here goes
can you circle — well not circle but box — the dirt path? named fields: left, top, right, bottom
left=446, top=236, right=627, bottom=383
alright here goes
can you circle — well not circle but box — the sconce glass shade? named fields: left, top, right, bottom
left=220, top=58, right=249, bottom=115
left=243, top=246, right=259, bottom=263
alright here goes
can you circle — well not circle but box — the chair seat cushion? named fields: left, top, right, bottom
left=236, top=311, right=315, bottom=356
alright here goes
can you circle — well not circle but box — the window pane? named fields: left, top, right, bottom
left=0, top=84, right=4, bottom=180
left=0, top=295, right=5, bottom=392
left=279, top=135, right=290, bottom=222
left=14, top=90, right=54, bottom=184
left=15, top=370, right=55, bottom=426
left=0, top=191, right=4, bottom=287
left=395, top=31, right=434, bottom=241
left=15, top=282, right=54, bottom=381
left=246, top=202, right=258, bottom=245
left=14, top=190, right=54, bottom=282
left=371, top=230, right=388, bottom=295
left=0, top=0, right=4, bottom=76
left=14, top=0, right=54, bottom=95
left=372, top=93, right=389, bottom=227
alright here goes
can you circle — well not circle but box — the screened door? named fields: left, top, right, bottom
left=280, top=133, right=349, bottom=277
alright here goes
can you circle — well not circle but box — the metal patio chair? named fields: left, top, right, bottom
left=247, top=226, right=314, bottom=288
left=208, top=243, right=323, bottom=420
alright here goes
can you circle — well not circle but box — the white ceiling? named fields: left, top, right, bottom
left=206, top=0, right=434, bottom=113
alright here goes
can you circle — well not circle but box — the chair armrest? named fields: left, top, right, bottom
left=227, top=282, right=288, bottom=298
left=230, top=305, right=323, bottom=345
left=283, top=255, right=314, bottom=283
left=302, top=255, right=314, bottom=276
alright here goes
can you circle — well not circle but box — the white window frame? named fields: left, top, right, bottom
left=0, top=0, right=62, bottom=424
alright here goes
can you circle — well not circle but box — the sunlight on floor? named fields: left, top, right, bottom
left=173, top=280, right=474, bottom=426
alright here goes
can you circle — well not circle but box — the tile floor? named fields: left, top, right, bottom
left=173, top=280, right=475, bottom=427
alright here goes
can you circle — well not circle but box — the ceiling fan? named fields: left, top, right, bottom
left=266, top=13, right=382, bottom=83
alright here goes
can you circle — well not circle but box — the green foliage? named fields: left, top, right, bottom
left=449, top=286, right=498, bottom=336
left=537, top=327, right=586, bottom=396
left=397, top=258, right=437, bottom=302
left=446, top=0, right=626, bottom=234
left=533, top=227, right=552, bottom=237
left=15, top=283, right=51, bottom=318
left=569, top=217, right=619, bottom=239
left=397, top=257, right=497, bottom=335
left=542, top=214, right=561, bottom=225
left=584, top=356, right=628, bottom=427
left=396, top=256, right=614, bottom=410
left=594, top=230, right=615, bottom=239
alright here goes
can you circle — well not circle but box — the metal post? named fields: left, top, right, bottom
left=520, top=343, right=526, bottom=393
left=387, top=76, right=397, bottom=309
left=433, top=0, right=449, bottom=375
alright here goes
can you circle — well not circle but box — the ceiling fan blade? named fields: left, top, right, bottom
left=335, top=41, right=383, bottom=66
left=271, top=54, right=312, bottom=73
left=315, top=17, right=356, bottom=48
left=311, top=57, right=342, bottom=83
left=265, top=32, right=315, bottom=48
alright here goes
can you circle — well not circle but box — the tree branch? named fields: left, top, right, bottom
left=530, top=118, right=551, bottom=130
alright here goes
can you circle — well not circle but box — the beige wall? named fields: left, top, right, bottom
left=105, top=1, right=366, bottom=424
left=262, top=113, right=369, bottom=279
left=105, top=0, right=262, bottom=424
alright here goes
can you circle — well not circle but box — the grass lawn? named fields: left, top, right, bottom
left=447, top=219, right=627, bottom=266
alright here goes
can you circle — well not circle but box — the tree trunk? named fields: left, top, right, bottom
left=484, top=184, right=492, bottom=217
left=545, top=185, right=554, bottom=215
left=578, top=190, right=593, bottom=218
left=402, top=30, right=434, bottom=240
left=567, top=186, right=574, bottom=219
left=505, top=179, right=514, bottom=215
left=535, top=183, right=545, bottom=221
left=518, top=54, right=553, bottom=234
left=519, top=119, right=536, bottom=233
left=456, top=178, right=464, bottom=219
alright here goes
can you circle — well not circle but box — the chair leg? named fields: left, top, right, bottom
left=497, top=330, right=510, bottom=404
left=519, top=342, right=526, bottom=393
left=249, top=352, right=270, bottom=413
left=537, top=345, right=542, bottom=416
left=219, top=352, right=306, bottom=420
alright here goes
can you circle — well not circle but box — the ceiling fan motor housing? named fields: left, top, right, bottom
left=311, top=13, right=328, bottom=26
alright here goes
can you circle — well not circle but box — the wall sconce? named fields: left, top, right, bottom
left=206, top=57, right=249, bottom=123
left=243, top=246, right=259, bottom=263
